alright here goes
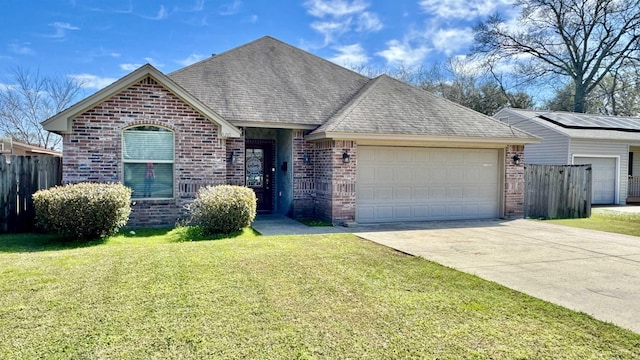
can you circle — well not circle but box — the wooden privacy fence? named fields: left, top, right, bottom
left=0, top=155, right=62, bottom=233
left=524, top=164, right=592, bottom=219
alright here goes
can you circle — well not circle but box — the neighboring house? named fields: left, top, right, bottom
left=43, top=37, right=537, bottom=227
left=0, top=138, right=62, bottom=157
left=495, top=108, right=640, bottom=205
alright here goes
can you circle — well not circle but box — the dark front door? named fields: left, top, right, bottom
left=246, top=140, right=274, bottom=213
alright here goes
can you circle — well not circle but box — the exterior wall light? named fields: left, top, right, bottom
left=230, top=150, right=239, bottom=165
left=512, top=154, right=521, bottom=165
left=302, top=153, right=310, bottom=165
left=342, top=151, right=351, bottom=163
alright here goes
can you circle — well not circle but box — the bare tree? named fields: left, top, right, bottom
left=473, top=0, right=640, bottom=113
left=0, top=67, right=83, bottom=149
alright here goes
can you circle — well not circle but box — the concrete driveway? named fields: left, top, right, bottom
left=355, top=219, right=640, bottom=334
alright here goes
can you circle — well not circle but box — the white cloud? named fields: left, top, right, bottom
left=0, top=83, right=16, bottom=92
left=311, top=20, right=352, bottom=45
left=356, top=12, right=382, bottom=32
left=431, top=27, right=474, bottom=55
left=305, top=0, right=368, bottom=18
left=419, top=0, right=512, bottom=20
left=330, top=43, right=369, bottom=66
left=68, top=74, right=117, bottom=90
left=9, top=42, right=35, bottom=55
left=120, top=63, right=142, bottom=71
left=141, top=5, right=168, bottom=20
left=176, top=53, right=206, bottom=66
left=144, top=57, right=164, bottom=68
left=304, top=0, right=382, bottom=47
left=48, top=22, right=80, bottom=38
left=219, top=0, right=242, bottom=15
left=376, top=40, right=430, bottom=67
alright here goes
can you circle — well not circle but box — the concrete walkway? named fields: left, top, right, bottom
left=355, top=219, right=640, bottom=334
left=252, top=214, right=640, bottom=334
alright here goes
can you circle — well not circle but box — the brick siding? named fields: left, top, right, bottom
left=62, top=76, right=227, bottom=226
left=313, top=140, right=356, bottom=224
left=504, top=144, right=525, bottom=218
left=291, top=130, right=315, bottom=219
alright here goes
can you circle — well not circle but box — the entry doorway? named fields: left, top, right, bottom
left=246, top=140, right=275, bottom=212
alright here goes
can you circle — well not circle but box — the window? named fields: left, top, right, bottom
left=123, top=125, right=174, bottom=199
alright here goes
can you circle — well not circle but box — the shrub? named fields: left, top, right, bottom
left=189, top=185, right=257, bottom=235
left=33, top=182, right=132, bottom=240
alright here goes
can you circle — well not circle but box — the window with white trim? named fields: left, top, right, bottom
left=123, top=125, right=174, bottom=199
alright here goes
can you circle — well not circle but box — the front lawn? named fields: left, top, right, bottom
left=546, top=209, right=640, bottom=236
left=1, top=229, right=639, bottom=359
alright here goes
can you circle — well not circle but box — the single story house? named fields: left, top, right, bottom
left=0, top=138, right=62, bottom=157
left=495, top=108, right=640, bottom=205
left=43, top=36, right=537, bottom=227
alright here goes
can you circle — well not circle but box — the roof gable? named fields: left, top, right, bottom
left=42, top=64, right=241, bottom=138
left=309, top=75, right=537, bottom=142
left=168, top=36, right=370, bottom=126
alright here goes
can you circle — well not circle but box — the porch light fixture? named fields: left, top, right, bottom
left=342, top=151, right=351, bottom=163
left=229, top=150, right=239, bottom=165
left=302, top=153, right=310, bottom=165
left=512, top=154, right=521, bottom=165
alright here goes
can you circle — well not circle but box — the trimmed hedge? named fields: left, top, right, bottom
left=33, top=182, right=132, bottom=240
left=189, top=185, right=257, bottom=235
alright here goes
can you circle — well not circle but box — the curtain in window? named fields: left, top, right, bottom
left=123, top=127, right=174, bottom=199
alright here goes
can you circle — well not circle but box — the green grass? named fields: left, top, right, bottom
left=1, top=229, right=639, bottom=359
left=546, top=209, right=640, bottom=236
left=297, top=218, right=334, bottom=227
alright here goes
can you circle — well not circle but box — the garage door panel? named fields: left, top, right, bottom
left=447, top=152, right=465, bottom=164
left=357, top=146, right=499, bottom=223
left=395, top=167, right=413, bottom=183
left=574, top=157, right=616, bottom=204
left=395, top=206, right=412, bottom=219
left=447, top=167, right=465, bottom=181
left=395, top=187, right=412, bottom=200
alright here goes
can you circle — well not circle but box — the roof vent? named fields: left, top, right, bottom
left=211, top=53, right=217, bottom=57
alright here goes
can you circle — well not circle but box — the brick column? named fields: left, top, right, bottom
left=504, top=144, right=525, bottom=218
left=226, top=136, right=245, bottom=186
left=292, top=130, right=315, bottom=219
left=314, top=140, right=356, bottom=224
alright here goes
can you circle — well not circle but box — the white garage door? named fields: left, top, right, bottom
left=356, top=146, right=500, bottom=223
left=573, top=157, right=617, bottom=204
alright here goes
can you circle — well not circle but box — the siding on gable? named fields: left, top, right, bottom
left=570, top=139, right=628, bottom=204
left=505, top=117, right=569, bottom=165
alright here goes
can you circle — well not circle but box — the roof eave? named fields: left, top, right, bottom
left=305, top=131, right=541, bottom=145
left=42, top=64, right=241, bottom=138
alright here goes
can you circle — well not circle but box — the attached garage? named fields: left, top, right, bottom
left=573, top=156, right=618, bottom=204
left=356, top=146, right=500, bottom=223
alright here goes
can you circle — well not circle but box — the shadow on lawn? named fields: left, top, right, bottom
left=0, top=226, right=260, bottom=253
left=0, top=232, right=110, bottom=253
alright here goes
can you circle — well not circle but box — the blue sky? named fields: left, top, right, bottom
left=1, top=0, right=516, bottom=92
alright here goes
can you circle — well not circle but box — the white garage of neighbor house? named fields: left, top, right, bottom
left=495, top=108, right=640, bottom=205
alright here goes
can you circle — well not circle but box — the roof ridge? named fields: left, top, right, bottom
left=319, top=76, right=382, bottom=132
left=169, top=36, right=273, bottom=76
left=169, top=36, right=370, bottom=81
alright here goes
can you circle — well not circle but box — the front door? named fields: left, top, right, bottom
left=246, top=140, right=274, bottom=212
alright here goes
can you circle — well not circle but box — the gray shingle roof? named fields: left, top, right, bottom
left=311, top=75, right=535, bottom=139
left=169, top=36, right=370, bottom=125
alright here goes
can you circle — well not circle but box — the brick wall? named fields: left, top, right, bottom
left=291, top=130, right=315, bottom=219
left=313, top=140, right=356, bottom=224
left=63, top=76, right=227, bottom=226
left=226, top=136, right=245, bottom=186
left=504, top=144, right=525, bottom=218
